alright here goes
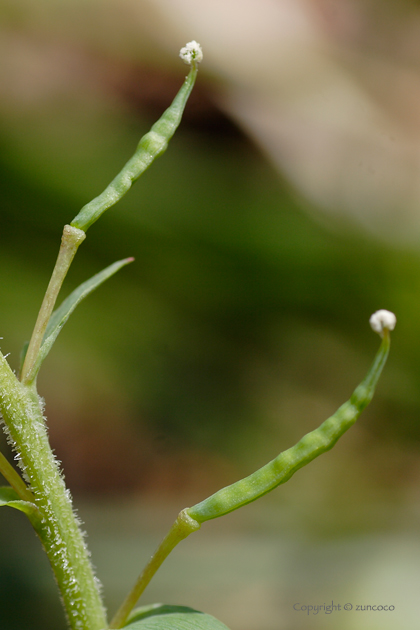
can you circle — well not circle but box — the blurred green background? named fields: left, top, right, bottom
left=1, top=1, right=420, bottom=629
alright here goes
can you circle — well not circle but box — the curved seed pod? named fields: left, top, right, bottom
left=71, top=42, right=203, bottom=232
left=109, top=313, right=395, bottom=625
left=187, top=314, right=395, bottom=523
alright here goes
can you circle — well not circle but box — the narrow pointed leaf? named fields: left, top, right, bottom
left=123, top=605, right=231, bottom=630
left=0, top=486, right=41, bottom=524
left=26, top=257, right=133, bottom=383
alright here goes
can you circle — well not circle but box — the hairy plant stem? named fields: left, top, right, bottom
left=109, top=510, right=201, bottom=629
left=21, top=225, right=86, bottom=385
left=0, top=351, right=107, bottom=630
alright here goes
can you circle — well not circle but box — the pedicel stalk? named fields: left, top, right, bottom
left=0, top=37, right=396, bottom=630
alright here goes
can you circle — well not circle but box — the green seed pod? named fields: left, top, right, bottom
left=187, top=315, right=395, bottom=523
left=71, top=42, right=203, bottom=232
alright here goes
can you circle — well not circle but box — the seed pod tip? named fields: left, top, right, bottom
left=179, top=40, right=203, bottom=65
left=369, top=310, right=396, bottom=336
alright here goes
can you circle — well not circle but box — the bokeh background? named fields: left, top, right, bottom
left=1, top=1, right=420, bottom=629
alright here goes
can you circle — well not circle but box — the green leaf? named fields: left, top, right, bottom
left=27, top=257, right=134, bottom=382
left=123, top=605, right=231, bottom=630
left=0, top=486, right=41, bottom=523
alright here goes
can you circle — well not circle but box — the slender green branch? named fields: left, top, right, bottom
left=0, top=450, right=34, bottom=503
left=109, top=510, right=201, bottom=629
left=22, top=43, right=202, bottom=382
left=21, top=225, right=86, bottom=384
left=110, top=313, right=394, bottom=624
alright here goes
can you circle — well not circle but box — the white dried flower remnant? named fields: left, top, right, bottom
left=369, top=310, right=397, bottom=336
left=179, top=40, right=203, bottom=66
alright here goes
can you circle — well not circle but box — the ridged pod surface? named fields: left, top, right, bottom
left=71, top=61, right=200, bottom=232
left=188, top=328, right=392, bottom=523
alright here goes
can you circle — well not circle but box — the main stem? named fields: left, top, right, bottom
left=0, top=352, right=107, bottom=630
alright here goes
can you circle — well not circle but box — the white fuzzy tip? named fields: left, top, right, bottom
left=179, top=40, right=203, bottom=65
left=369, top=310, right=396, bottom=336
